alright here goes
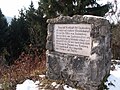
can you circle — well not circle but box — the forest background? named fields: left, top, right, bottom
left=0, top=0, right=120, bottom=89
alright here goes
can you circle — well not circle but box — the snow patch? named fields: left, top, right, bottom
left=83, top=15, right=105, bottom=19
left=16, top=79, right=39, bottom=90
left=0, top=84, right=2, bottom=89
left=105, top=63, right=120, bottom=90
left=39, top=75, right=45, bottom=78
left=51, top=82, right=57, bottom=87
left=16, top=60, right=120, bottom=90
left=63, top=85, right=77, bottom=90
left=55, top=84, right=60, bottom=88
left=92, top=41, right=99, bottom=47
left=90, top=53, right=97, bottom=60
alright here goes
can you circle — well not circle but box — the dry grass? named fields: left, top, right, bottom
left=0, top=50, right=46, bottom=90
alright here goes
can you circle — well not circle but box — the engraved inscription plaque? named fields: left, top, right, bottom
left=54, top=24, right=91, bottom=56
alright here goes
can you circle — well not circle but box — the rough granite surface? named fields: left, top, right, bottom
left=46, top=15, right=111, bottom=90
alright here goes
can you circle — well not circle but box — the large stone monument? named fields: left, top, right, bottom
left=46, top=15, right=111, bottom=90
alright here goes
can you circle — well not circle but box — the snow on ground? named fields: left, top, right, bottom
left=16, top=76, right=77, bottom=90
left=105, top=60, right=120, bottom=90
left=16, top=80, right=77, bottom=90
left=16, top=60, right=120, bottom=90
left=16, top=79, right=39, bottom=90
left=63, top=85, right=77, bottom=90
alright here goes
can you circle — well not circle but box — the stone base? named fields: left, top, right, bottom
left=46, top=51, right=110, bottom=90
left=46, top=15, right=111, bottom=90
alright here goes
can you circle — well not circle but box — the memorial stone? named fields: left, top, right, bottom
left=46, top=15, right=111, bottom=90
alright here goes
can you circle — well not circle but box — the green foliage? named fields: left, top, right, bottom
left=3, top=1, right=47, bottom=64
left=38, top=0, right=110, bottom=18
left=0, top=9, right=8, bottom=53
left=0, top=9, right=9, bottom=65
left=0, top=0, right=111, bottom=64
left=26, top=1, right=47, bottom=54
left=5, top=9, right=29, bottom=64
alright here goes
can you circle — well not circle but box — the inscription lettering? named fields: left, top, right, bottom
left=54, top=24, right=91, bottom=56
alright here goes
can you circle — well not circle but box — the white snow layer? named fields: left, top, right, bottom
left=83, top=15, right=105, bottom=19
left=16, top=62, right=120, bottom=90
left=16, top=79, right=39, bottom=90
left=63, top=85, right=77, bottom=90
left=105, top=64, right=120, bottom=90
